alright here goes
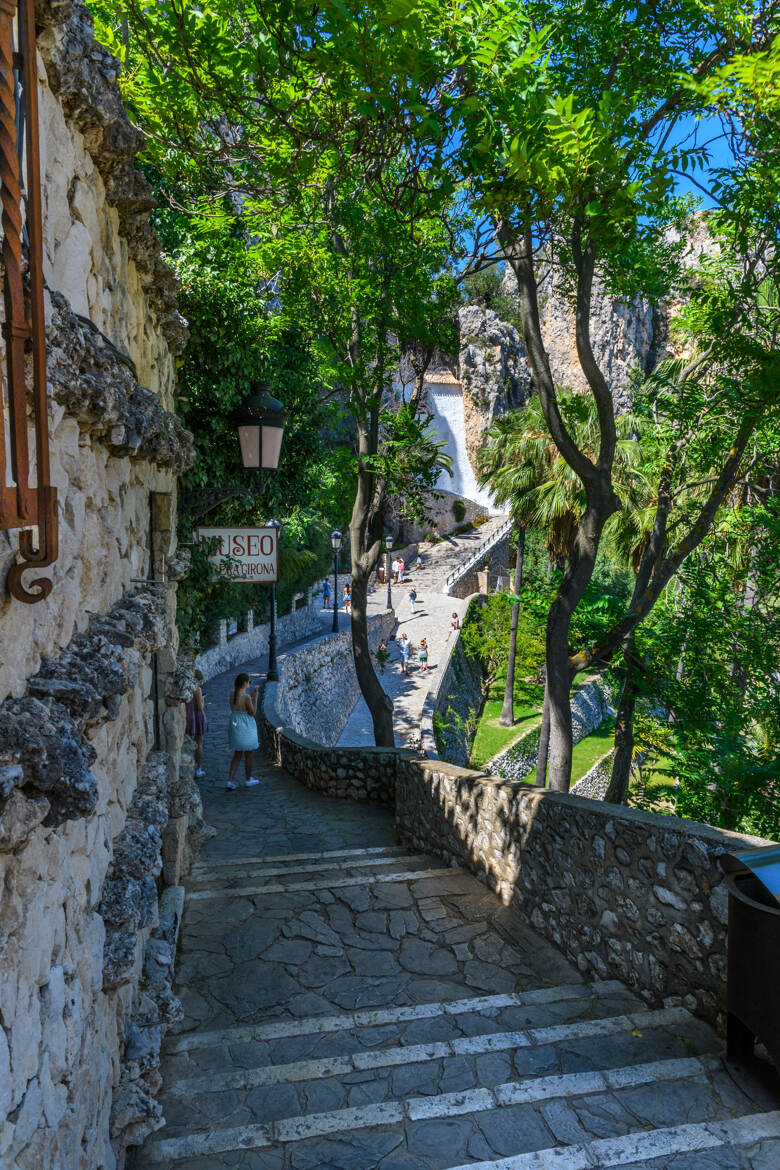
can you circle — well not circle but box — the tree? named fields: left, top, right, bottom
left=96, top=0, right=462, bottom=744
left=445, top=0, right=780, bottom=788
left=479, top=393, right=647, bottom=782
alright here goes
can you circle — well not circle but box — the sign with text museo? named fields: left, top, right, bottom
left=196, top=527, right=279, bottom=584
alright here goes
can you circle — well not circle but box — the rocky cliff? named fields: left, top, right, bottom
left=457, top=220, right=715, bottom=468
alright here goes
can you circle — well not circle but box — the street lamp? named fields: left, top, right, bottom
left=266, top=519, right=282, bottom=681
left=384, top=532, right=393, bottom=611
left=234, top=381, right=288, bottom=471
left=331, top=530, right=342, bottom=633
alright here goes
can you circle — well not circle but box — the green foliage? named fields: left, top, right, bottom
left=452, top=499, right=467, bottom=523
left=461, top=593, right=545, bottom=683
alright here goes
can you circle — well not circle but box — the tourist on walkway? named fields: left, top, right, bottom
left=398, top=558, right=405, bottom=583
left=323, top=577, right=331, bottom=610
left=399, top=632, right=412, bottom=674
left=185, top=669, right=208, bottom=777
left=392, top=557, right=399, bottom=583
left=226, top=673, right=260, bottom=790
left=343, top=582, right=352, bottom=614
left=416, top=553, right=422, bottom=571
left=409, top=587, right=417, bottom=613
left=376, top=638, right=390, bottom=675
left=418, top=638, right=429, bottom=671
left=445, top=611, right=460, bottom=641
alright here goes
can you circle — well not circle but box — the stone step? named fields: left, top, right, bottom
left=191, top=844, right=407, bottom=875
left=443, top=1110, right=780, bottom=1170
left=162, top=1006, right=708, bottom=1100
left=184, top=863, right=458, bottom=902
left=185, top=852, right=441, bottom=891
left=141, top=1053, right=726, bottom=1164
left=164, top=980, right=624, bottom=1054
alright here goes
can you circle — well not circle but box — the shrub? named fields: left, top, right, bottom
left=452, top=499, right=467, bottom=522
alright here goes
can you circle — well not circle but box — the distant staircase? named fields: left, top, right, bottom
left=443, top=514, right=513, bottom=594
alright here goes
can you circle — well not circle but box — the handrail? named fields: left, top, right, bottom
left=444, top=516, right=513, bottom=588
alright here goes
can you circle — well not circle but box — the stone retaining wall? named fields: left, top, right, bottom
left=261, top=697, right=772, bottom=1027
left=274, top=611, right=397, bottom=746
left=489, top=676, right=611, bottom=781
left=447, top=535, right=512, bottom=599
left=420, top=595, right=484, bottom=765
left=195, top=594, right=327, bottom=682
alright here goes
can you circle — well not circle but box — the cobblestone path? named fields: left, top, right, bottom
left=132, top=668, right=780, bottom=1170
left=339, top=517, right=510, bottom=748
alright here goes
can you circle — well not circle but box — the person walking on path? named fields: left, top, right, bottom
left=322, top=577, right=331, bottom=610
left=409, top=587, right=417, bottom=613
left=416, top=553, right=422, bottom=572
left=375, top=638, right=390, bottom=675
left=418, top=637, right=429, bottom=671
left=343, top=582, right=352, bottom=614
left=445, top=611, right=460, bottom=641
left=226, top=673, right=260, bottom=790
left=391, top=557, right=399, bottom=583
left=398, top=632, right=412, bottom=674
left=398, top=558, right=405, bottom=583
left=185, top=670, right=208, bottom=777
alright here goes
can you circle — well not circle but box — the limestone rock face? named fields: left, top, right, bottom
left=458, top=305, right=531, bottom=468
left=502, top=268, right=654, bottom=411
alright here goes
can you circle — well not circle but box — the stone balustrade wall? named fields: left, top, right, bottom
left=195, top=593, right=329, bottom=682
left=262, top=682, right=772, bottom=1027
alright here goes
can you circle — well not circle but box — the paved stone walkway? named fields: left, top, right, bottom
left=339, top=517, right=510, bottom=748
left=131, top=661, right=780, bottom=1170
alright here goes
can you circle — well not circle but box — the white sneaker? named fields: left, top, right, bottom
left=245, top=777, right=260, bottom=787
left=225, top=780, right=237, bottom=790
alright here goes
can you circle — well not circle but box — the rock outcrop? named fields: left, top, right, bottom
left=458, top=305, right=530, bottom=467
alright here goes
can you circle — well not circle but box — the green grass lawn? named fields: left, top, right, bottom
left=629, top=755, right=679, bottom=813
left=468, top=679, right=544, bottom=770
left=570, top=718, right=615, bottom=781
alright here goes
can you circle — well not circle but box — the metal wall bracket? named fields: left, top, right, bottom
left=0, top=0, right=58, bottom=603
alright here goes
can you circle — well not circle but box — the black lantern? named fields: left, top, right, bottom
left=331, top=530, right=342, bottom=633
left=235, top=381, right=288, bottom=471
left=384, top=533, right=393, bottom=611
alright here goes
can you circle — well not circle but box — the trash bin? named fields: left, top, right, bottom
left=719, top=845, right=780, bottom=1070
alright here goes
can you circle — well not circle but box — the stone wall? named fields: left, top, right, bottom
left=0, top=4, right=197, bottom=1167
left=256, top=704, right=773, bottom=1027
left=275, top=611, right=397, bottom=746
left=421, top=595, right=484, bottom=765
left=195, top=592, right=328, bottom=682
left=489, top=676, right=611, bottom=781
left=394, top=492, right=489, bottom=545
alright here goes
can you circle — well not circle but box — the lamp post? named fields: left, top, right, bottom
left=234, top=382, right=287, bottom=684
left=266, top=519, right=282, bottom=681
left=331, top=530, right=342, bottom=633
left=385, top=532, right=393, bottom=611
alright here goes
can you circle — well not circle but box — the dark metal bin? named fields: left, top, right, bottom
left=719, top=845, right=780, bottom=1070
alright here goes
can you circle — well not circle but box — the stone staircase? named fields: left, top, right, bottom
left=133, top=841, right=780, bottom=1170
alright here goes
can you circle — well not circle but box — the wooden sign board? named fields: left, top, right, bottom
left=195, top=526, right=279, bottom=584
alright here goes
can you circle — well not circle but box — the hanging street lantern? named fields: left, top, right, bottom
left=235, top=381, right=288, bottom=472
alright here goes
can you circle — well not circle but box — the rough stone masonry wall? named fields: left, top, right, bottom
left=0, top=3, right=196, bottom=1167
left=275, top=611, right=397, bottom=747
left=260, top=710, right=773, bottom=1028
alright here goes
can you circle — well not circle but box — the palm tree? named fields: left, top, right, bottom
left=479, top=392, right=648, bottom=781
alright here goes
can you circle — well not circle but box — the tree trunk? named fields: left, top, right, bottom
left=350, top=567, right=394, bottom=746
left=605, top=641, right=639, bottom=804
left=535, top=684, right=550, bottom=787
left=546, top=504, right=612, bottom=791
left=499, top=527, right=525, bottom=727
